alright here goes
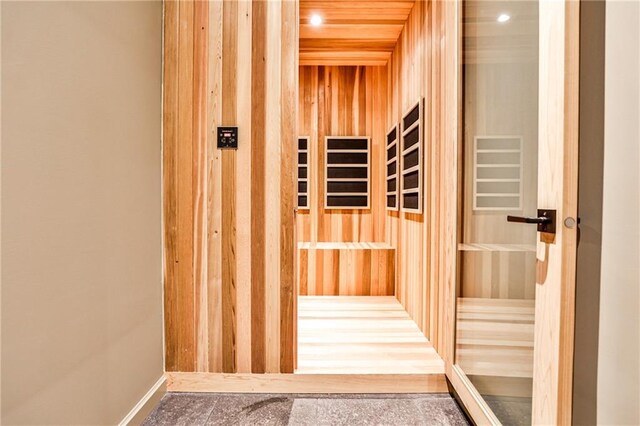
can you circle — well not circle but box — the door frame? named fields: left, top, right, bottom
left=444, top=1, right=581, bottom=424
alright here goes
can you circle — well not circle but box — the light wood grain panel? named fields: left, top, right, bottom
left=207, top=0, right=224, bottom=373
left=162, top=0, right=180, bottom=372
left=264, top=0, right=283, bottom=375
left=300, top=24, right=404, bottom=40
left=193, top=0, right=210, bottom=372
left=221, top=0, right=238, bottom=374
left=250, top=0, right=267, bottom=374
left=166, top=372, right=448, bottom=393
left=177, top=0, right=196, bottom=372
left=163, top=0, right=298, bottom=375
left=236, top=0, right=253, bottom=374
left=387, top=0, right=428, bottom=345
left=280, top=0, right=299, bottom=374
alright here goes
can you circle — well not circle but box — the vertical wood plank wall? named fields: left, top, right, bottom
left=297, top=66, right=387, bottom=243
left=386, top=0, right=460, bottom=358
left=163, top=0, right=298, bottom=374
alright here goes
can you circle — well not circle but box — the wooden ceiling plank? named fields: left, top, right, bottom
left=300, top=24, right=404, bottom=40
left=300, top=39, right=397, bottom=50
left=299, top=0, right=416, bottom=65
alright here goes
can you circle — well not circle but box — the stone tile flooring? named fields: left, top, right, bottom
left=143, top=393, right=470, bottom=426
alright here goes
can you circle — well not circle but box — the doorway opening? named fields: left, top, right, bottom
left=293, top=1, right=444, bottom=380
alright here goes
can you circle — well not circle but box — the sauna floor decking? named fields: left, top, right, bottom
left=296, top=296, right=444, bottom=375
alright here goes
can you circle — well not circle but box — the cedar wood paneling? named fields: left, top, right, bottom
left=163, top=0, right=298, bottom=374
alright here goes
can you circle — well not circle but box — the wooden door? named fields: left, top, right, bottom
left=446, top=1, right=580, bottom=424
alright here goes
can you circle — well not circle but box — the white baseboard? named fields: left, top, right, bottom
left=119, top=375, right=167, bottom=426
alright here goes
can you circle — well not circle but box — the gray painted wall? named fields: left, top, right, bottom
left=1, top=1, right=164, bottom=424
left=597, top=1, right=640, bottom=424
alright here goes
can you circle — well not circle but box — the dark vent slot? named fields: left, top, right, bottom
left=298, top=196, right=308, bottom=207
left=403, top=193, right=419, bottom=210
left=403, top=104, right=420, bottom=129
left=298, top=152, right=307, bottom=164
left=387, top=161, right=396, bottom=176
left=327, top=152, right=367, bottom=164
left=327, top=181, right=368, bottom=193
left=327, top=195, right=368, bottom=207
left=298, top=138, right=307, bottom=150
left=387, top=145, right=397, bottom=161
left=327, top=167, right=368, bottom=179
left=298, top=181, right=307, bottom=193
left=327, top=138, right=368, bottom=150
left=403, top=170, right=419, bottom=190
left=387, top=195, right=397, bottom=208
left=403, top=149, right=419, bottom=170
left=403, top=126, right=420, bottom=151
left=387, top=128, right=397, bottom=144
left=298, top=167, right=307, bottom=179
left=387, top=178, right=396, bottom=193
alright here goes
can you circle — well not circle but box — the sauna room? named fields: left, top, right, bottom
left=294, top=0, right=442, bottom=376
left=162, top=0, right=580, bottom=424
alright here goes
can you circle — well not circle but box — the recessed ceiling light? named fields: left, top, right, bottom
left=497, top=13, right=511, bottom=23
left=310, top=14, right=323, bottom=26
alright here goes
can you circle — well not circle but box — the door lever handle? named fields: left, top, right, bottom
left=506, top=215, right=551, bottom=224
left=507, top=209, right=556, bottom=234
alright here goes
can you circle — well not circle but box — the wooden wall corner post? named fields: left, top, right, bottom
left=162, top=0, right=179, bottom=373
left=442, top=0, right=463, bottom=369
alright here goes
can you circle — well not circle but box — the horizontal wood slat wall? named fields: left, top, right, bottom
left=386, top=0, right=459, bottom=359
left=297, top=66, right=387, bottom=244
left=163, top=0, right=298, bottom=374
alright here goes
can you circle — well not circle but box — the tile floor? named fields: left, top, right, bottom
left=143, top=393, right=470, bottom=426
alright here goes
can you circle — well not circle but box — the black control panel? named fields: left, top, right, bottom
left=217, top=126, right=238, bottom=149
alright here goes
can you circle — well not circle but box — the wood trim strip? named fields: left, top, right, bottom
left=221, top=0, right=238, bottom=374
left=166, top=372, right=448, bottom=394
left=193, top=0, right=209, bottom=373
left=250, top=0, right=267, bottom=375
left=207, top=0, right=224, bottom=374
left=175, top=0, right=196, bottom=372
left=264, top=0, right=282, bottom=373
left=162, top=0, right=179, bottom=372
left=235, top=0, right=253, bottom=374
left=280, top=0, right=298, bottom=374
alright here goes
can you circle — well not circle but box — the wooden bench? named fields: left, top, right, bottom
left=297, top=242, right=395, bottom=296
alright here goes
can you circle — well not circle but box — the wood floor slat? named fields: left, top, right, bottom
left=296, top=296, right=444, bottom=375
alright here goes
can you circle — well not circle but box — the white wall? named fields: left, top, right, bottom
left=1, top=1, right=164, bottom=424
left=597, top=1, right=640, bottom=424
